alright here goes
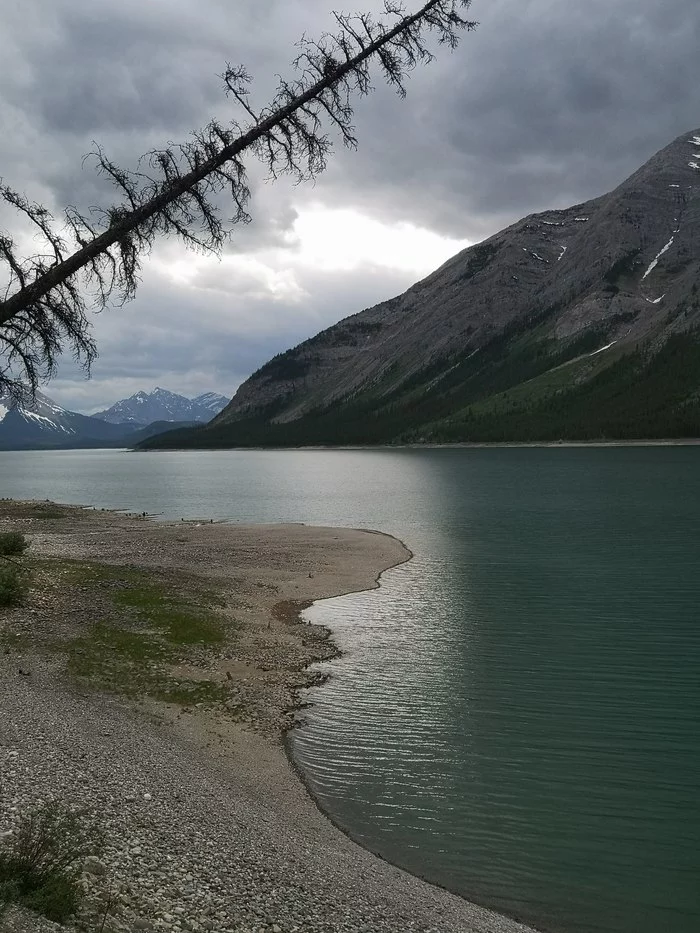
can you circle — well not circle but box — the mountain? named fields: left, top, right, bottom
left=0, top=390, right=202, bottom=450
left=143, top=130, right=700, bottom=448
left=191, top=392, right=230, bottom=416
left=95, top=388, right=229, bottom=426
left=0, top=391, right=134, bottom=449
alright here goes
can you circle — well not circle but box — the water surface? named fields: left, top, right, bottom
left=1, top=446, right=698, bottom=933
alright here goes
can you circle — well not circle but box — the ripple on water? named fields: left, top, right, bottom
left=2, top=446, right=698, bottom=933
left=292, top=475, right=700, bottom=933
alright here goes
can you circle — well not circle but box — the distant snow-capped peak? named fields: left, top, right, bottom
left=93, top=388, right=229, bottom=426
left=0, top=390, right=76, bottom=436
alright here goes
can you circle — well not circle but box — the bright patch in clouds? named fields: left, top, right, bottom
left=287, top=205, right=471, bottom=274
left=71, top=202, right=473, bottom=411
left=153, top=203, right=470, bottom=302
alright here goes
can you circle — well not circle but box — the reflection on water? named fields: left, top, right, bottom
left=291, top=448, right=700, bottom=933
left=1, top=446, right=699, bottom=933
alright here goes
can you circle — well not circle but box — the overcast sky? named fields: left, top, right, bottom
left=2, top=0, right=699, bottom=412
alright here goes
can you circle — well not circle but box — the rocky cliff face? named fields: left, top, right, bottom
left=147, top=130, right=700, bottom=446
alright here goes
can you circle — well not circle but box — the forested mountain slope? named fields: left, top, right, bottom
left=144, top=129, right=700, bottom=447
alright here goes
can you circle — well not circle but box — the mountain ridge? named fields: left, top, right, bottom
left=0, top=390, right=135, bottom=449
left=142, top=129, right=700, bottom=448
left=0, top=390, right=202, bottom=450
left=94, top=388, right=229, bottom=426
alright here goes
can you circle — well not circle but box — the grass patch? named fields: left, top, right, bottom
left=67, top=624, right=229, bottom=705
left=166, top=610, right=225, bottom=645
left=110, top=581, right=226, bottom=645
left=56, top=561, right=232, bottom=707
left=14, top=557, right=236, bottom=709
left=38, top=559, right=227, bottom=644
left=71, top=622, right=169, bottom=666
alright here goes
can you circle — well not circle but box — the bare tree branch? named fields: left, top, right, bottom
left=0, top=0, right=476, bottom=400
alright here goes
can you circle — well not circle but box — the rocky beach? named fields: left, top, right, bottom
left=0, top=501, right=536, bottom=933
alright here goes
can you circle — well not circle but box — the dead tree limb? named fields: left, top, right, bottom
left=0, top=0, right=476, bottom=399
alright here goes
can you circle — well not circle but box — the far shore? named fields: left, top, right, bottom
left=2, top=437, right=700, bottom=456
left=130, top=437, right=700, bottom=452
left=0, top=500, right=538, bottom=933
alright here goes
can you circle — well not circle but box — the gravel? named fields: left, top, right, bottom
left=1, top=661, right=536, bottom=933
left=0, top=503, right=537, bottom=933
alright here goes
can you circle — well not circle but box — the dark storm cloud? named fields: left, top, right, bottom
left=320, top=0, right=700, bottom=236
left=2, top=0, right=700, bottom=408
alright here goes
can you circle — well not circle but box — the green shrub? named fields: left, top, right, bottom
left=0, top=563, right=29, bottom=607
left=0, top=801, right=99, bottom=923
left=0, top=532, right=28, bottom=557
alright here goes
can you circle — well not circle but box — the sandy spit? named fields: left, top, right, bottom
left=0, top=501, right=538, bottom=933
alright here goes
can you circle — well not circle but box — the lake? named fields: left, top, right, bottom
left=1, top=446, right=698, bottom=933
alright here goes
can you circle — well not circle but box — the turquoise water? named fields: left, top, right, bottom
left=1, top=446, right=699, bottom=933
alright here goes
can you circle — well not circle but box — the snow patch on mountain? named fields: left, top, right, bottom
left=642, top=235, right=676, bottom=280
left=589, top=340, right=617, bottom=356
left=0, top=390, right=98, bottom=446
left=22, top=411, right=73, bottom=433
left=0, top=391, right=77, bottom=436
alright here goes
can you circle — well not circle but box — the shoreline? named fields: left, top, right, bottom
left=0, top=500, right=538, bottom=933
left=2, top=437, right=699, bottom=458
left=278, top=550, right=522, bottom=923
left=132, top=437, right=700, bottom=452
